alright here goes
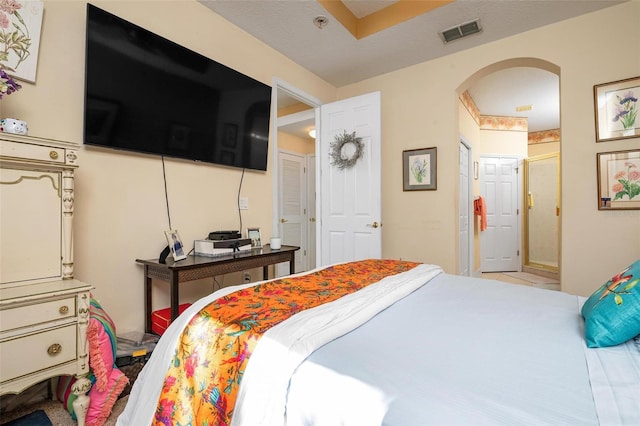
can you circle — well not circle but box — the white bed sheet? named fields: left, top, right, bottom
left=118, top=266, right=639, bottom=426
left=585, top=335, right=640, bottom=425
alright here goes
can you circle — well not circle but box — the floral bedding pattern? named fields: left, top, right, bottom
left=153, top=259, right=420, bottom=426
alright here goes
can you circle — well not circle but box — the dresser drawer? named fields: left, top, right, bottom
left=0, top=297, right=76, bottom=332
left=0, top=140, right=66, bottom=164
left=0, top=324, right=76, bottom=383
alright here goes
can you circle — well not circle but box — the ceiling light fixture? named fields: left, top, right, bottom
left=313, top=16, right=329, bottom=30
left=439, top=18, right=482, bottom=44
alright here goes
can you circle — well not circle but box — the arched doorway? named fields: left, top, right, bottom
left=456, top=58, right=561, bottom=280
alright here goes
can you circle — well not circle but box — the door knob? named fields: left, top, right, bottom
left=280, top=218, right=288, bottom=223
left=309, top=217, right=316, bottom=222
left=370, top=221, right=379, bottom=228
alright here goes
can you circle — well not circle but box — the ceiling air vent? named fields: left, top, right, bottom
left=439, top=19, right=482, bottom=44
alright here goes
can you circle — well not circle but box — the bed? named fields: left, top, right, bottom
left=117, top=259, right=640, bottom=426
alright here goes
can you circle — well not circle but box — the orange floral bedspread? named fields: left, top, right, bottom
left=153, top=259, right=420, bottom=426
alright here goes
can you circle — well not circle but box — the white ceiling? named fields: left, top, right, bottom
left=200, top=0, right=625, bottom=135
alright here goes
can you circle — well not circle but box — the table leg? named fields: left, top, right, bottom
left=144, top=265, right=152, bottom=333
left=289, top=253, right=295, bottom=275
left=263, top=265, right=269, bottom=280
left=170, top=270, right=179, bottom=321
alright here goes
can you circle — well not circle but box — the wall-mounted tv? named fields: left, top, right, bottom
left=84, top=4, right=272, bottom=171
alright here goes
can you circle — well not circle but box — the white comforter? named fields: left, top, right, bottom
left=285, top=273, right=640, bottom=426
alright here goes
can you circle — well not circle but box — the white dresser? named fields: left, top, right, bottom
left=0, top=134, right=92, bottom=425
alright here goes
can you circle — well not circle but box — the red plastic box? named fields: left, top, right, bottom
left=151, top=303, right=191, bottom=335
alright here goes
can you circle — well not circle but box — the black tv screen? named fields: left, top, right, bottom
left=84, top=4, right=272, bottom=171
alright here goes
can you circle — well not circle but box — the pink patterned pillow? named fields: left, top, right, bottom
left=57, top=298, right=129, bottom=426
left=86, top=368, right=128, bottom=426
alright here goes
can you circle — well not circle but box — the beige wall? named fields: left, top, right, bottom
left=2, top=1, right=639, bottom=333
left=1, top=0, right=336, bottom=334
left=277, top=131, right=315, bottom=154
left=479, top=129, right=528, bottom=157
left=529, top=142, right=560, bottom=157
left=337, top=1, right=640, bottom=296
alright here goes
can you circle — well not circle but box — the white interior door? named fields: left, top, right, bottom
left=319, top=92, right=382, bottom=267
left=459, top=142, right=471, bottom=276
left=480, top=155, right=520, bottom=272
left=278, top=150, right=307, bottom=275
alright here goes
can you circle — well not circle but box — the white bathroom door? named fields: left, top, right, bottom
left=319, top=92, right=381, bottom=267
left=480, top=155, right=520, bottom=272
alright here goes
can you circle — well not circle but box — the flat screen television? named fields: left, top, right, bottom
left=84, top=4, right=272, bottom=171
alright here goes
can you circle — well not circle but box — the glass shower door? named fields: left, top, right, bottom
left=524, top=153, right=559, bottom=272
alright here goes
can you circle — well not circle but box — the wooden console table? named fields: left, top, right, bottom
left=136, top=245, right=299, bottom=333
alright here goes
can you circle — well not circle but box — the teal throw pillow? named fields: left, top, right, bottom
left=581, top=259, right=640, bottom=348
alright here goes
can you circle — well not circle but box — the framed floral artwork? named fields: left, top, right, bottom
left=596, top=149, right=640, bottom=210
left=594, top=76, right=639, bottom=142
left=0, top=1, right=44, bottom=83
left=403, top=147, right=437, bottom=191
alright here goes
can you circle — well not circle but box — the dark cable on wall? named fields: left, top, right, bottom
left=237, top=168, right=245, bottom=234
left=162, top=156, right=172, bottom=230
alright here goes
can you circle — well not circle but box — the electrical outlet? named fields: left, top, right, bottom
left=239, top=197, right=249, bottom=210
left=244, top=273, right=251, bottom=282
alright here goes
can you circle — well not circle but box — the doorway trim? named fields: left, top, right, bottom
left=456, top=57, right=561, bottom=277
left=459, top=138, right=473, bottom=276
left=271, top=78, right=322, bottom=270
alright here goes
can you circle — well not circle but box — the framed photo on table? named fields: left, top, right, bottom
left=403, top=147, right=437, bottom=191
left=165, top=229, right=187, bottom=261
left=247, top=227, right=262, bottom=248
left=596, top=149, right=640, bottom=210
left=594, top=76, right=639, bottom=142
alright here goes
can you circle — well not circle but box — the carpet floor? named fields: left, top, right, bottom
left=502, top=271, right=559, bottom=284
left=502, top=271, right=560, bottom=290
left=0, top=395, right=128, bottom=426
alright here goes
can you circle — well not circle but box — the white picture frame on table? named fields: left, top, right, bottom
left=165, top=230, right=187, bottom=261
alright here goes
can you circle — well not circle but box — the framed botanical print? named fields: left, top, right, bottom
left=403, top=147, right=437, bottom=191
left=596, top=149, right=640, bottom=210
left=594, top=76, right=639, bottom=142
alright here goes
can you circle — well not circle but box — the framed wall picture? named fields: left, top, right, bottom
left=594, top=76, right=639, bottom=142
left=596, top=149, right=640, bottom=210
left=247, top=227, right=262, bottom=248
left=165, top=230, right=187, bottom=261
left=0, top=1, right=44, bottom=83
left=403, top=147, right=437, bottom=191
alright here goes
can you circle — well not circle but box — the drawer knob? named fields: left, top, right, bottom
left=49, top=150, right=59, bottom=159
left=48, top=343, right=62, bottom=356
left=59, top=305, right=69, bottom=315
